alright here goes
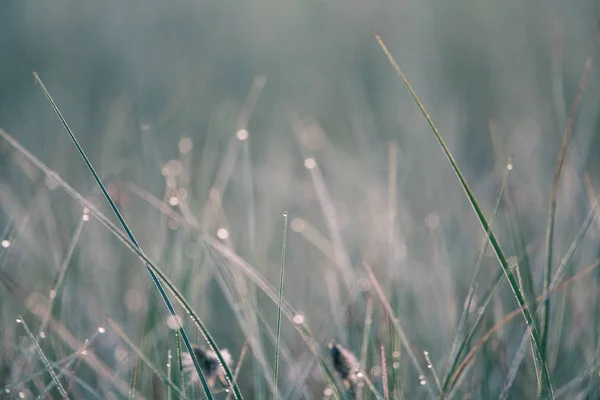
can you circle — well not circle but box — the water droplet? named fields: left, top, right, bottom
left=217, top=228, right=229, bottom=240
left=323, top=387, right=333, bottom=396
left=418, top=375, right=424, bottom=380
left=168, top=197, right=180, bottom=206
left=236, top=129, right=249, bottom=141
left=424, top=351, right=429, bottom=355
left=40, top=332, right=46, bottom=339
left=5, top=388, right=10, bottom=393
left=427, top=364, right=432, bottom=369
left=98, top=327, right=106, bottom=333
left=16, top=318, right=22, bottom=324
left=507, top=163, right=513, bottom=171
left=224, top=389, right=230, bottom=393
left=82, top=214, right=90, bottom=221
left=392, top=351, right=400, bottom=358
left=420, top=379, right=426, bottom=385
left=293, top=314, right=304, bottom=325
left=283, top=211, right=288, bottom=217
left=392, top=362, right=400, bottom=369
left=356, top=371, right=364, bottom=378
left=1, top=239, right=11, bottom=248
left=304, top=158, right=316, bottom=169
left=178, top=138, right=193, bottom=154
left=81, top=349, right=88, bottom=356
left=18, top=391, right=25, bottom=398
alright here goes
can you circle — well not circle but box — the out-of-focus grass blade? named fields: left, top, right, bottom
left=17, top=315, right=69, bottom=399
left=274, top=212, right=288, bottom=399
left=541, top=21, right=600, bottom=368
left=33, top=71, right=235, bottom=400
left=442, top=158, right=511, bottom=393
left=373, top=33, right=553, bottom=398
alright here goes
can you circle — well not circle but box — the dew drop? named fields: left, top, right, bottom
left=323, top=387, right=333, bottom=396
left=81, top=349, right=88, bottom=356
left=236, top=129, right=249, bottom=141
left=16, top=317, right=22, bottom=324
left=1, top=239, right=11, bottom=248
left=40, top=332, right=46, bottom=339
left=293, top=314, right=304, bottom=325
left=19, top=392, right=25, bottom=398
left=420, top=379, right=426, bottom=385
left=98, top=327, right=106, bottom=334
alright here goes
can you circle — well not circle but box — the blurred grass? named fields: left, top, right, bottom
left=1, top=1, right=600, bottom=399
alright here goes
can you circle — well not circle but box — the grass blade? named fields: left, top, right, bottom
left=373, top=33, right=553, bottom=398
left=33, top=71, right=228, bottom=400
left=17, top=315, right=69, bottom=399
left=541, top=21, right=600, bottom=366
left=274, top=211, right=288, bottom=399
left=175, top=331, right=185, bottom=399
left=442, top=158, right=511, bottom=392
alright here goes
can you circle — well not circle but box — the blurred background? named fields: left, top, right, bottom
left=1, top=0, right=600, bottom=398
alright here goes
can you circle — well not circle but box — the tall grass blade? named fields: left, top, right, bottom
left=33, top=71, right=226, bottom=399
left=274, top=212, right=288, bottom=399
left=175, top=331, right=185, bottom=399
left=442, top=158, right=511, bottom=392
left=17, top=315, right=69, bottom=399
left=373, top=33, right=553, bottom=398
left=541, top=20, right=600, bottom=370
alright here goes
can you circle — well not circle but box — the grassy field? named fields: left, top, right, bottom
left=1, top=1, right=600, bottom=399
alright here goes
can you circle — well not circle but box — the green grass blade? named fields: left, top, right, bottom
left=175, top=331, right=186, bottom=399
left=17, top=315, right=69, bottom=399
left=274, top=211, right=288, bottom=399
left=442, top=158, right=511, bottom=392
left=374, top=33, right=553, bottom=398
left=541, top=22, right=600, bottom=365
left=33, top=71, right=224, bottom=400
left=129, top=357, right=139, bottom=400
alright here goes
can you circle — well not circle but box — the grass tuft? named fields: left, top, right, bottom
left=373, top=32, right=554, bottom=398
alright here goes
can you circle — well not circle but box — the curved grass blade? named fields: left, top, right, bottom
left=0, top=125, right=343, bottom=400
left=17, top=316, right=69, bottom=399
left=442, top=158, right=511, bottom=393
left=274, top=212, right=288, bottom=399
left=33, top=72, right=226, bottom=400
left=373, top=33, right=553, bottom=398
left=541, top=20, right=600, bottom=368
